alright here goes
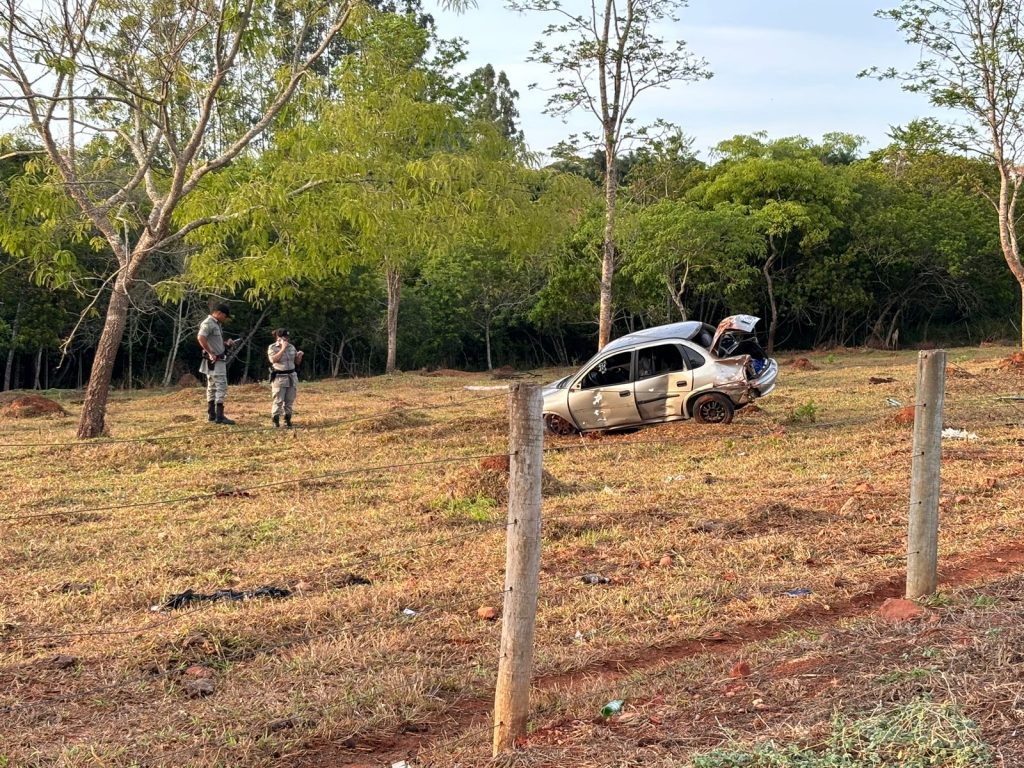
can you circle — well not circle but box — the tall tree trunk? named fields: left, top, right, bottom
left=485, top=321, right=493, bottom=371
left=598, top=145, right=619, bottom=350
left=126, top=306, right=134, bottom=391
left=995, top=164, right=1024, bottom=348
left=4, top=299, right=22, bottom=391
left=77, top=277, right=131, bottom=438
left=763, top=246, right=779, bottom=355
left=332, top=338, right=345, bottom=377
left=162, top=298, right=185, bottom=387
left=3, top=299, right=22, bottom=391
left=385, top=267, right=401, bottom=374
left=243, top=337, right=252, bottom=384
left=34, top=347, right=43, bottom=389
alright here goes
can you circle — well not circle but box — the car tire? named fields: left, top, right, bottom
left=692, top=393, right=734, bottom=425
left=544, top=413, right=578, bottom=436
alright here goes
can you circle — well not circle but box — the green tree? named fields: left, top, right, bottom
left=180, top=10, right=585, bottom=374
left=508, top=0, right=711, bottom=349
left=869, top=0, right=1024, bottom=346
left=0, top=0, right=378, bottom=436
left=619, top=200, right=763, bottom=321
left=693, top=134, right=857, bottom=352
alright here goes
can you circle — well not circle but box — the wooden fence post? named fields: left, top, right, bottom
left=493, top=383, right=543, bottom=756
left=906, top=349, right=946, bottom=599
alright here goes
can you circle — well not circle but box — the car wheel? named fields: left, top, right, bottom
left=692, top=393, right=734, bottom=424
left=544, top=413, right=578, bottom=436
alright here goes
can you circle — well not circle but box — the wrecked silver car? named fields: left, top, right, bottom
left=542, top=315, right=778, bottom=434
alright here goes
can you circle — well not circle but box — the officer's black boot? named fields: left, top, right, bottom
left=272, top=414, right=280, bottom=428
left=284, top=414, right=292, bottom=429
left=215, top=403, right=235, bottom=425
left=207, top=401, right=217, bottom=422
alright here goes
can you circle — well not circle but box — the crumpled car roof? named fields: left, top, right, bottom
left=602, top=321, right=714, bottom=355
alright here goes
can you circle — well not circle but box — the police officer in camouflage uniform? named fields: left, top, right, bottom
left=267, top=328, right=303, bottom=428
left=197, top=304, right=237, bottom=425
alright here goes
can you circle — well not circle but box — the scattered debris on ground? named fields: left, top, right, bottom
left=868, top=376, right=896, bottom=384
left=152, top=585, right=291, bottom=611
left=942, top=427, right=979, bottom=440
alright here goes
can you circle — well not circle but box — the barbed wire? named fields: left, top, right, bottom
left=946, top=362, right=1024, bottom=421
left=3, top=360, right=1020, bottom=762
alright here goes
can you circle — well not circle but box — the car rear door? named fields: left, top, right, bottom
left=567, top=350, right=641, bottom=430
left=634, top=343, right=691, bottom=421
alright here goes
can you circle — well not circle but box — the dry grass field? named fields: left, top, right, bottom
left=1, top=346, right=1023, bottom=767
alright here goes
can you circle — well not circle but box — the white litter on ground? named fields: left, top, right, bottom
left=941, top=428, right=978, bottom=440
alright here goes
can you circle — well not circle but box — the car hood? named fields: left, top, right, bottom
left=542, top=375, right=571, bottom=398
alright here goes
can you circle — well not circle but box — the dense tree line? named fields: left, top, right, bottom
left=0, top=3, right=1020, bottom=404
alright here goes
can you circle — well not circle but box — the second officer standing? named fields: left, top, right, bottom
left=267, top=328, right=303, bottom=428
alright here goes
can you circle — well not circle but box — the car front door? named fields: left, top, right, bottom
left=567, top=350, right=640, bottom=430
left=634, top=343, right=691, bottom=421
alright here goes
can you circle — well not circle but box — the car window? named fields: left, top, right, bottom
left=581, top=351, right=633, bottom=388
left=681, top=345, right=706, bottom=370
left=637, top=344, right=684, bottom=379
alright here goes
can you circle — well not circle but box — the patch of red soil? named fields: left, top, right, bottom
left=997, top=352, right=1024, bottom=372
left=479, top=455, right=510, bottom=472
left=177, top=373, right=201, bottom=388
left=312, top=543, right=1024, bottom=767
left=789, top=358, right=818, bottom=371
left=892, top=406, right=915, bottom=425
left=3, top=395, right=68, bottom=418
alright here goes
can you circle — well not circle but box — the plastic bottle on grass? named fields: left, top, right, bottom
left=601, top=699, right=625, bottom=717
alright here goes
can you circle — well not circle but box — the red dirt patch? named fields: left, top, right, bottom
left=177, top=373, right=201, bottom=388
left=997, top=352, right=1024, bottom=372
left=789, top=358, right=818, bottom=371
left=892, top=406, right=915, bottom=425
left=877, top=597, right=929, bottom=622
left=3, top=395, right=68, bottom=418
left=326, top=543, right=1024, bottom=767
left=479, top=455, right=510, bottom=472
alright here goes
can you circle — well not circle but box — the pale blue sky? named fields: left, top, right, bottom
left=429, top=0, right=940, bottom=159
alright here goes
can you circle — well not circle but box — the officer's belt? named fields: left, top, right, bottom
left=269, top=368, right=297, bottom=380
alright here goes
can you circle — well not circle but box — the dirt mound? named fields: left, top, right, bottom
left=170, top=414, right=196, bottom=424
left=177, top=373, right=201, bottom=388
left=892, top=406, right=916, bottom=425
left=444, top=458, right=564, bottom=503
left=420, top=368, right=475, bottom=378
left=350, top=410, right=429, bottom=433
left=997, top=352, right=1024, bottom=372
left=789, top=358, right=818, bottom=371
left=480, top=454, right=510, bottom=472
left=4, top=395, right=68, bottom=418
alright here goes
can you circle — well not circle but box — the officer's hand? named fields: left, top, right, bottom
left=225, top=338, right=236, bottom=347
